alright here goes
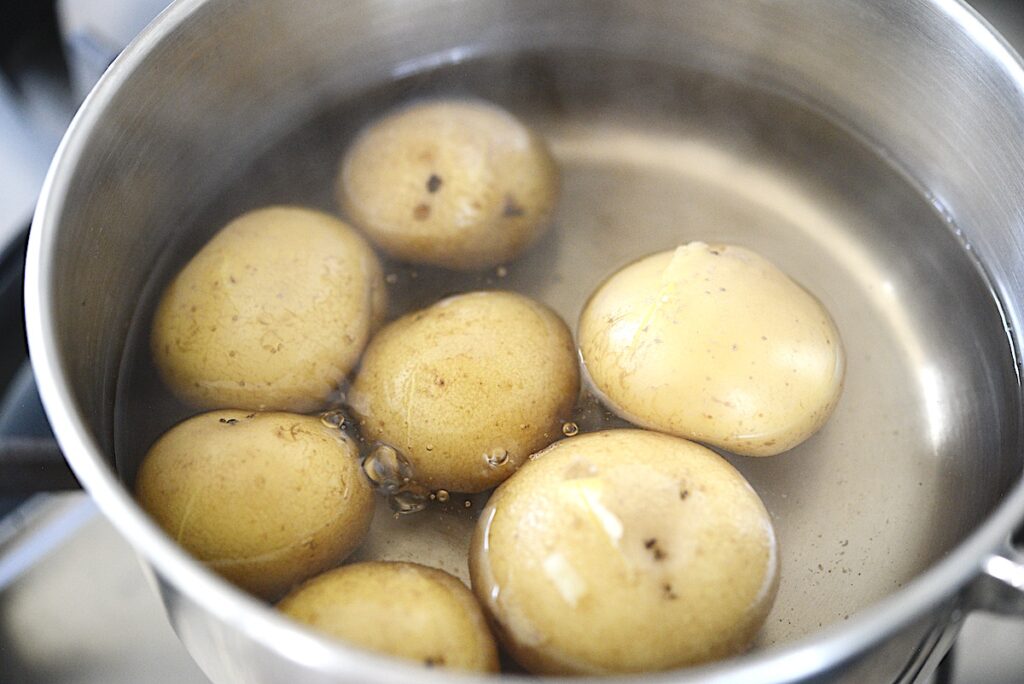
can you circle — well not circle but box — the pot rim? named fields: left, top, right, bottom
left=23, top=0, right=1024, bottom=682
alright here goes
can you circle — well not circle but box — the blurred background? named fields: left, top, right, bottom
left=0, top=1, right=1022, bottom=682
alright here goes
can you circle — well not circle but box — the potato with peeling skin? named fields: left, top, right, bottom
left=135, top=410, right=374, bottom=600
left=337, top=99, right=560, bottom=270
left=278, top=561, right=499, bottom=672
left=151, top=206, right=387, bottom=413
left=469, top=429, right=778, bottom=675
left=347, top=291, right=579, bottom=493
left=579, top=242, right=844, bottom=456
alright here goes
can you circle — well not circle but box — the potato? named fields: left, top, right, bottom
left=469, top=429, right=778, bottom=675
left=278, top=561, right=498, bottom=672
left=579, top=243, right=844, bottom=456
left=337, top=99, right=560, bottom=270
left=347, top=291, right=579, bottom=493
left=151, top=206, right=387, bottom=412
left=135, top=410, right=374, bottom=599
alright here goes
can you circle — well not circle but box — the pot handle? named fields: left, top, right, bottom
left=970, top=536, right=1024, bottom=616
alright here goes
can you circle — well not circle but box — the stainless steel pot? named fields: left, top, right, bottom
left=24, top=0, right=1024, bottom=682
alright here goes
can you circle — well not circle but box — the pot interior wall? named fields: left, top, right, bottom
left=42, top=0, right=1024, bottom=657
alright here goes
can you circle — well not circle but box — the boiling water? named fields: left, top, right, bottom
left=114, top=51, right=1020, bottom=651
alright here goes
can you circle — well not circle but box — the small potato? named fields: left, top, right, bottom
left=151, top=206, right=387, bottom=412
left=278, top=561, right=498, bottom=672
left=579, top=243, right=844, bottom=456
left=470, top=429, right=778, bottom=675
left=348, top=291, right=579, bottom=493
left=337, top=99, right=560, bottom=270
left=135, top=411, right=374, bottom=599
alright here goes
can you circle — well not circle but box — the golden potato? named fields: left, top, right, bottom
left=135, top=410, right=374, bottom=599
left=579, top=243, right=844, bottom=456
left=470, top=429, right=778, bottom=675
left=151, top=206, right=387, bottom=412
left=278, top=561, right=498, bottom=672
left=347, top=291, right=579, bottom=493
left=337, top=99, right=560, bottom=270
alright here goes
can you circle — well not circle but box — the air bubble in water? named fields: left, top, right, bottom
left=436, top=489, right=450, bottom=502
left=320, top=409, right=346, bottom=429
left=485, top=448, right=509, bottom=467
left=562, top=422, right=579, bottom=437
left=463, top=500, right=472, bottom=509
left=389, top=488, right=428, bottom=515
left=363, top=444, right=414, bottom=495
left=496, top=265, right=508, bottom=278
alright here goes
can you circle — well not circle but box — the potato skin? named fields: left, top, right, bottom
left=469, top=429, right=778, bottom=675
left=151, top=206, right=387, bottom=412
left=579, top=243, right=844, bottom=456
left=135, top=411, right=374, bottom=600
left=278, top=561, right=498, bottom=672
left=347, top=291, right=579, bottom=493
left=337, top=99, right=560, bottom=270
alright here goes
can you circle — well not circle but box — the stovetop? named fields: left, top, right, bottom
left=1, top=2, right=1022, bottom=683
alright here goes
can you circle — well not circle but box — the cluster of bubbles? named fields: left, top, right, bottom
left=319, top=409, right=347, bottom=429
left=317, top=409, right=426, bottom=515
left=360, top=444, right=431, bottom=515
left=322, top=410, right=588, bottom=518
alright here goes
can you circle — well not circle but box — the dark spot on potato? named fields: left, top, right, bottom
left=644, top=538, right=667, bottom=561
left=219, top=418, right=239, bottom=425
left=228, top=350, right=236, bottom=357
left=426, top=174, right=442, bottom=193
left=229, top=276, right=237, bottom=284
left=662, top=583, right=678, bottom=600
left=424, top=656, right=445, bottom=668
left=679, top=489, right=690, bottom=500
left=502, top=194, right=525, bottom=218
left=435, top=377, right=446, bottom=386
left=413, top=203, right=431, bottom=220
